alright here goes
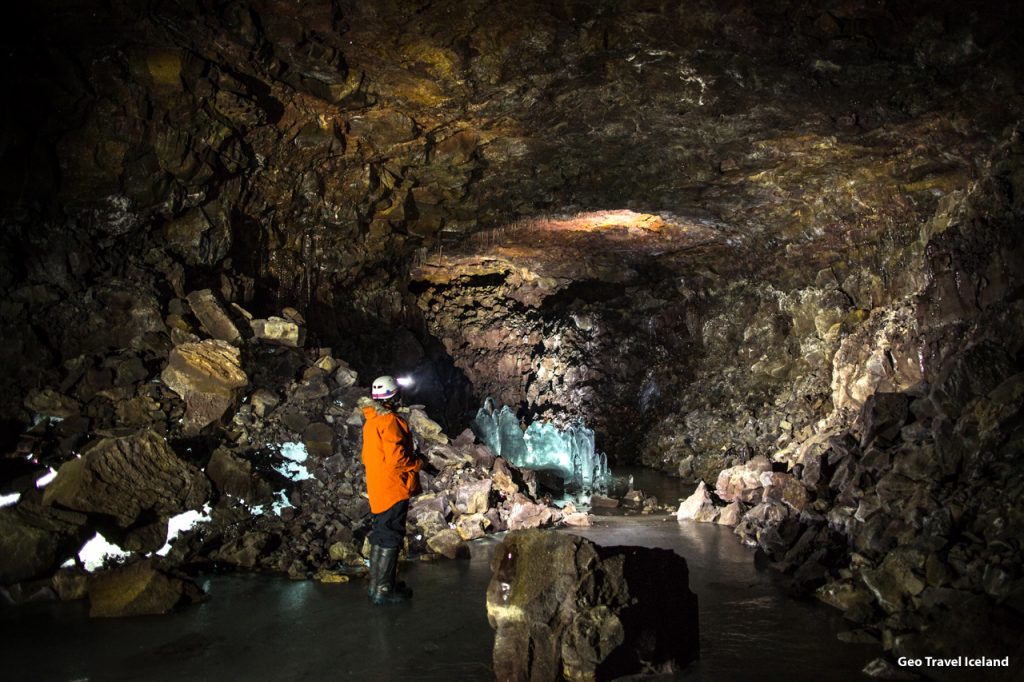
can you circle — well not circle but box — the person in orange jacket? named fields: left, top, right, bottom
left=360, top=375, right=421, bottom=604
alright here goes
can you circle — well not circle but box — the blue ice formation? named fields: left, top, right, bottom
left=472, top=399, right=610, bottom=498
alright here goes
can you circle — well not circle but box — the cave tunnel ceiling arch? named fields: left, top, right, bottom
left=1, top=0, right=1021, bottom=482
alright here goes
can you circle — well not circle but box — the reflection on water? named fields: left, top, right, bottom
left=3, top=503, right=879, bottom=681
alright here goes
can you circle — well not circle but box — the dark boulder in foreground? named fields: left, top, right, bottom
left=486, top=529, right=698, bottom=681
left=88, top=560, right=205, bottom=618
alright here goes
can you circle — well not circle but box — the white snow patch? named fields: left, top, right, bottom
left=79, top=533, right=131, bottom=571
left=274, top=442, right=314, bottom=481
left=0, top=492, right=20, bottom=508
left=280, top=441, right=308, bottom=462
left=155, top=504, right=212, bottom=557
left=271, top=490, right=293, bottom=515
left=35, top=467, right=57, bottom=488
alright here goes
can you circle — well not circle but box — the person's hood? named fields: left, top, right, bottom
left=359, top=396, right=389, bottom=419
left=358, top=396, right=409, bottom=419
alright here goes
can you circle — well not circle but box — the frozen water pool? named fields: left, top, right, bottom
left=2, top=511, right=880, bottom=681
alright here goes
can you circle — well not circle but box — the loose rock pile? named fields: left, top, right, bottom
left=0, top=289, right=584, bottom=615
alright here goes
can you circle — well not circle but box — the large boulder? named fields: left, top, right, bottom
left=250, top=316, right=305, bottom=347
left=43, top=430, right=210, bottom=527
left=0, top=504, right=86, bottom=585
left=487, top=529, right=699, bottom=681
left=185, top=289, right=241, bottom=344
left=206, top=447, right=273, bottom=505
left=161, top=339, right=248, bottom=434
left=715, top=456, right=772, bottom=503
left=88, top=560, right=205, bottom=617
left=676, top=481, right=719, bottom=522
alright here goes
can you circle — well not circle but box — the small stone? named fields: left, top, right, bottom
left=328, top=541, right=363, bottom=566
left=249, top=389, right=280, bottom=418
left=315, top=572, right=349, bottom=584
left=427, top=529, right=469, bottom=559
left=562, top=511, right=592, bottom=527
left=333, top=365, right=359, bottom=388
left=815, top=579, right=875, bottom=613
left=51, top=567, right=90, bottom=601
left=455, top=513, right=488, bottom=541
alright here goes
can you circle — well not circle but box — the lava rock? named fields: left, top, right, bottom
left=302, top=422, right=335, bottom=457
left=161, top=339, right=248, bottom=434
left=88, top=560, right=204, bottom=617
left=206, top=447, right=273, bottom=505
left=859, top=393, right=910, bottom=448
left=186, top=289, right=241, bottom=344
left=676, top=481, right=719, bottom=523
left=0, top=506, right=84, bottom=584
left=43, top=430, right=210, bottom=527
left=505, top=500, right=555, bottom=530
left=715, top=456, right=772, bottom=503
left=487, top=530, right=699, bottom=681
left=251, top=316, right=305, bottom=347
left=455, top=478, right=492, bottom=514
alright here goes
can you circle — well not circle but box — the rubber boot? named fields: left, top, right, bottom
left=370, top=546, right=412, bottom=605
left=366, top=544, right=383, bottom=598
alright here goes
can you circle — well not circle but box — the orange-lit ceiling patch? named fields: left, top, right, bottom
left=533, top=210, right=669, bottom=234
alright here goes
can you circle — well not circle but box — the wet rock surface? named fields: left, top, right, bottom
left=487, top=529, right=699, bottom=681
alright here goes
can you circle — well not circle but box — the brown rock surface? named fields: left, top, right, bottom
left=88, top=561, right=204, bottom=618
left=161, top=339, right=248, bottom=434
left=487, top=530, right=699, bottom=681
left=43, top=430, right=210, bottom=527
left=186, top=289, right=241, bottom=344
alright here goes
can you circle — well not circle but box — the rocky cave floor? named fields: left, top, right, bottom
left=2, top=1, right=1024, bottom=680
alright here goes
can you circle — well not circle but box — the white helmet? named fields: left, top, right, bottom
left=371, top=375, right=399, bottom=400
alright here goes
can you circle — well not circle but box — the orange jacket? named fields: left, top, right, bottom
left=360, top=400, right=421, bottom=514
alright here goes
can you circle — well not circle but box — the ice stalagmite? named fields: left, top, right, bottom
left=472, top=399, right=610, bottom=499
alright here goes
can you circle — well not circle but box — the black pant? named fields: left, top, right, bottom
left=370, top=499, right=409, bottom=549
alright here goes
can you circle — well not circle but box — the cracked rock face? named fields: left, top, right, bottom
left=42, top=430, right=211, bottom=527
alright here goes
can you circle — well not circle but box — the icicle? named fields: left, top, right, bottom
left=471, top=399, right=610, bottom=501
